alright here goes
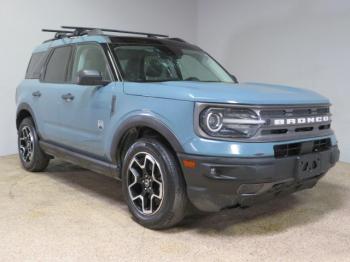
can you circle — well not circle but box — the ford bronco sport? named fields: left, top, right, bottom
left=16, top=26, right=340, bottom=229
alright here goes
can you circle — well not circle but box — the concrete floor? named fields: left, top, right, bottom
left=0, top=155, right=349, bottom=262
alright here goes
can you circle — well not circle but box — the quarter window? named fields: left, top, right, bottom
left=44, top=46, right=72, bottom=83
left=25, top=52, right=48, bottom=79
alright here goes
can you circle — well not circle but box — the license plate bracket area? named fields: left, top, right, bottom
left=296, top=154, right=321, bottom=180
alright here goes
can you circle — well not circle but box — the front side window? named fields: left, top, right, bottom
left=44, top=46, right=72, bottom=83
left=70, top=44, right=112, bottom=83
left=112, top=44, right=233, bottom=83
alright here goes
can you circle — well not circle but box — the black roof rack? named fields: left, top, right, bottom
left=42, top=29, right=75, bottom=40
left=42, top=26, right=176, bottom=43
left=42, top=29, right=74, bottom=33
left=168, top=37, right=187, bottom=43
left=62, top=26, right=168, bottom=37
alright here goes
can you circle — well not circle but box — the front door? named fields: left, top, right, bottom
left=57, top=43, right=117, bottom=157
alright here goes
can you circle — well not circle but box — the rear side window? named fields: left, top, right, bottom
left=25, top=52, right=47, bottom=79
left=44, top=46, right=72, bottom=83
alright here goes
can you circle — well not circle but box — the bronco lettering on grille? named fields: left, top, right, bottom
left=273, top=116, right=330, bottom=126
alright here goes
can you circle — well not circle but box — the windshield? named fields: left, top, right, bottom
left=112, top=44, right=234, bottom=83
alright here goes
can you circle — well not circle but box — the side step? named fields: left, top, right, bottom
left=39, top=141, right=120, bottom=180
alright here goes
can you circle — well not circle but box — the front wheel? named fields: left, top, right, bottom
left=17, top=117, right=50, bottom=172
left=122, top=138, right=188, bottom=229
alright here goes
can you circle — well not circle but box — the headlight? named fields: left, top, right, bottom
left=199, top=106, right=265, bottom=139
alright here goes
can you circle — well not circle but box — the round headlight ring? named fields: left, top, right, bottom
left=206, top=111, right=223, bottom=132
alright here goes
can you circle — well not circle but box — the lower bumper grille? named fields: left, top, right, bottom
left=274, top=138, right=331, bottom=158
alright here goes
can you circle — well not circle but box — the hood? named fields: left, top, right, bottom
left=123, top=81, right=330, bottom=105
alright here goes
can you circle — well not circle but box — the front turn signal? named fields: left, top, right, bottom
left=182, top=159, right=197, bottom=169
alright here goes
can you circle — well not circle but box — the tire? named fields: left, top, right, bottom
left=17, top=117, right=50, bottom=172
left=122, top=138, right=188, bottom=229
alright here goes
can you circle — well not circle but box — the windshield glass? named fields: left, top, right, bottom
left=112, top=44, right=234, bottom=83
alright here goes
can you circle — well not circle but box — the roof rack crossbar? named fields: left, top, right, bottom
left=61, top=26, right=168, bottom=37
left=42, top=29, right=74, bottom=34
left=42, top=29, right=76, bottom=41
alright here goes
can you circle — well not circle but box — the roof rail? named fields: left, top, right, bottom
left=61, top=26, right=168, bottom=38
left=168, top=37, right=187, bottom=43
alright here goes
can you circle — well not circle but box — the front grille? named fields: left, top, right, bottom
left=274, top=138, right=331, bottom=158
left=260, top=106, right=330, bottom=118
left=257, top=105, right=332, bottom=140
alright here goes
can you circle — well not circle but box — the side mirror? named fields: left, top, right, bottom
left=230, top=74, right=238, bottom=83
left=77, top=70, right=106, bottom=86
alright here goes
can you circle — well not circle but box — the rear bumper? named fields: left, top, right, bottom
left=178, top=145, right=339, bottom=212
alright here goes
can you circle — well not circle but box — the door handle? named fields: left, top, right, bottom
left=32, top=91, right=41, bottom=97
left=61, top=93, right=75, bottom=101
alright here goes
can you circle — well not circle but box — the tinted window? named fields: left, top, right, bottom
left=70, top=44, right=112, bottom=82
left=44, top=46, right=72, bottom=83
left=25, top=52, right=47, bottom=79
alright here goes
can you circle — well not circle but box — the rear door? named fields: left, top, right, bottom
left=22, top=51, right=49, bottom=135
left=38, top=45, right=73, bottom=142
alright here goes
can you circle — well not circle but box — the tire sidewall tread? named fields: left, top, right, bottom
left=18, top=117, right=49, bottom=172
left=122, top=138, right=187, bottom=229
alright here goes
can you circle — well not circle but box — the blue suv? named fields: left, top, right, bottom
left=16, top=26, right=339, bottom=229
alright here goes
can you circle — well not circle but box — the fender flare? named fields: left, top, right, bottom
left=16, top=103, right=38, bottom=130
left=109, top=114, right=184, bottom=163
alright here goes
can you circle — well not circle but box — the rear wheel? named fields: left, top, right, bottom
left=122, top=138, right=187, bottom=229
left=18, top=117, right=50, bottom=172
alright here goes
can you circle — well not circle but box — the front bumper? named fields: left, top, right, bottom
left=178, top=145, right=339, bottom=212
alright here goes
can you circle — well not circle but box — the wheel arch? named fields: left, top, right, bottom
left=16, top=103, right=38, bottom=130
left=110, top=115, right=184, bottom=169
